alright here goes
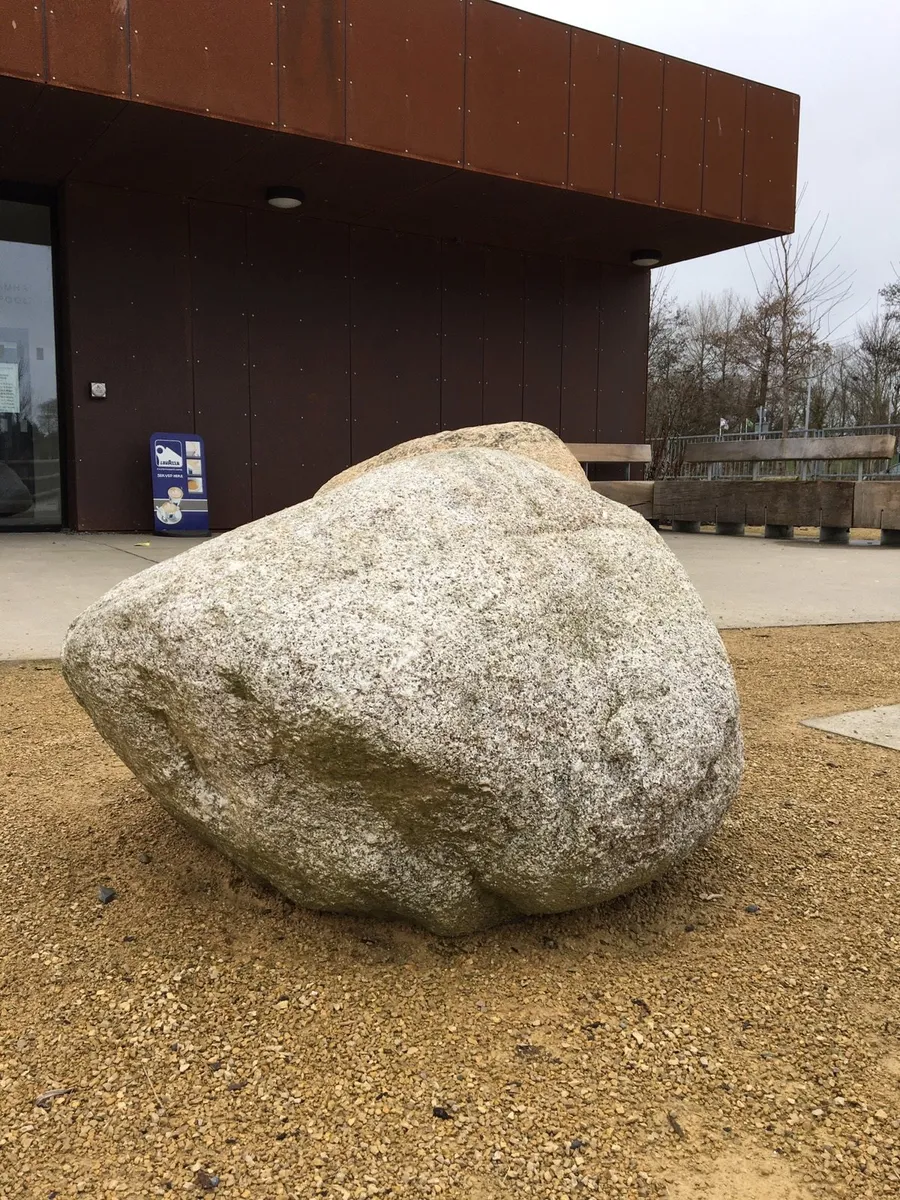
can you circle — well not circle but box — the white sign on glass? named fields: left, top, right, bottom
left=0, top=361, right=20, bottom=414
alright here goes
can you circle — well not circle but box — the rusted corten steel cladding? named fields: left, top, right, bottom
left=2, top=0, right=800, bottom=234
left=0, top=0, right=799, bottom=531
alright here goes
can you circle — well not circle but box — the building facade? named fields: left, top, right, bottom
left=0, top=0, right=799, bottom=531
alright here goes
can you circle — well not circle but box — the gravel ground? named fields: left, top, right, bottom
left=1, top=625, right=899, bottom=1200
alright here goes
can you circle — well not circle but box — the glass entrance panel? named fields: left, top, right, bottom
left=0, top=200, right=61, bottom=528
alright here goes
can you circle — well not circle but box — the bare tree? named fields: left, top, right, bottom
left=747, top=198, right=853, bottom=436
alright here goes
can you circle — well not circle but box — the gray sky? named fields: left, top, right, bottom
left=512, top=0, right=900, bottom=332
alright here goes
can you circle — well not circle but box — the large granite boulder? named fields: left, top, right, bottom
left=0, top=462, right=33, bottom=517
left=317, top=420, right=590, bottom=495
left=63, top=445, right=742, bottom=935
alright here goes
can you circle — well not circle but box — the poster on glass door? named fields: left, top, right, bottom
left=150, top=432, right=210, bottom=536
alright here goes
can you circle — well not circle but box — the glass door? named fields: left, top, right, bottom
left=0, top=199, right=61, bottom=528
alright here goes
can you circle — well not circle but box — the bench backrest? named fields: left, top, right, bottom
left=683, top=434, right=897, bottom=464
left=566, top=443, right=652, bottom=464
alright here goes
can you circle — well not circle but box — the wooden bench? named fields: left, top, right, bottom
left=656, top=434, right=898, bottom=544
left=565, top=443, right=653, bottom=516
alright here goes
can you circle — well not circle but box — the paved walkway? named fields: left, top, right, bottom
left=2, top=530, right=900, bottom=660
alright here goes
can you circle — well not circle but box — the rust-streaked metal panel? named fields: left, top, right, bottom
left=347, top=0, right=465, bottom=165
left=247, top=212, right=352, bottom=515
left=440, top=239, right=485, bottom=429
left=482, top=246, right=524, bottom=423
left=131, top=0, right=277, bottom=128
left=703, top=70, right=746, bottom=221
left=47, top=0, right=129, bottom=97
left=615, top=43, right=663, bottom=206
left=523, top=254, right=563, bottom=431
left=660, top=57, right=706, bottom=214
left=742, top=83, right=799, bottom=231
left=63, top=183, right=193, bottom=531
left=560, top=258, right=600, bottom=442
left=0, top=1, right=44, bottom=80
left=350, top=225, right=442, bottom=463
left=567, top=29, right=618, bottom=197
left=279, top=0, right=346, bottom=140
left=189, top=202, right=252, bottom=530
left=465, top=0, right=570, bottom=187
left=597, top=266, right=648, bottom=445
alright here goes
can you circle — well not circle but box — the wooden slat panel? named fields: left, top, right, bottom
left=560, top=258, right=600, bottom=442
left=48, top=0, right=129, bottom=97
left=279, top=0, right=346, bottom=140
left=615, top=43, right=663, bottom=205
left=189, top=201, right=252, bottom=530
left=742, top=82, right=800, bottom=232
left=702, top=70, right=745, bottom=221
left=567, top=443, right=651, bottom=463
left=523, top=254, right=563, bottom=431
left=440, top=239, right=484, bottom=430
left=591, top=480, right=653, bottom=506
left=247, top=212, right=352, bottom=516
left=482, top=246, right=524, bottom=424
left=0, top=0, right=45, bottom=80
left=853, top=482, right=900, bottom=530
left=347, top=0, right=465, bottom=165
left=568, top=30, right=618, bottom=197
left=465, top=0, right=570, bottom=187
left=684, top=435, right=897, bottom=463
left=653, top=480, right=854, bottom=527
left=131, top=0, right=278, bottom=127
left=350, top=225, right=442, bottom=463
left=660, top=57, right=706, bottom=214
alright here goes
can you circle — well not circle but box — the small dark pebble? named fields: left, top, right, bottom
left=745, top=904, right=761, bottom=914
left=208, top=1061, right=222, bottom=1072
left=432, top=1106, right=452, bottom=1120
left=225, top=1138, right=238, bottom=1145
left=741, top=1019, right=753, bottom=1030
left=541, top=936, right=559, bottom=949
left=227, top=1080, right=247, bottom=1092
left=123, top=935, right=136, bottom=943
left=570, top=1138, right=587, bottom=1151
left=515, top=1044, right=542, bottom=1058
left=667, top=1112, right=686, bottom=1139
left=97, top=886, right=117, bottom=905
left=684, top=924, right=696, bottom=933
left=193, top=1170, right=219, bottom=1191
left=137, top=851, right=151, bottom=864
left=631, top=997, right=651, bottom=1016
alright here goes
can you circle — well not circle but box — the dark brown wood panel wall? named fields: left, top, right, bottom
left=61, top=186, right=647, bottom=529
left=246, top=211, right=352, bottom=516
left=440, top=240, right=485, bottom=430
left=189, top=201, right=253, bottom=530
left=349, top=225, right=442, bottom=462
left=62, top=183, right=194, bottom=531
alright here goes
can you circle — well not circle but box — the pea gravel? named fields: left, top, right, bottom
left=1, top=623, right=899, bottom=1200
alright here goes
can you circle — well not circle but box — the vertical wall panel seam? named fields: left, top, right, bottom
left=274, top=0, right=282, bottom=128
left=699, top=68, right=709, bottom=215
left=125, top=0, right=133, bottom=97
left=342, top=0, right=349, bottom=142
left=40, top=0, right=49, bottom=80
left=612, top=43, right=622, bottom=200
left=461, top=0, right=469, bottom=168
left=564, top=30, right=573, bottom=187
left=657, top=56, right=666, bottom=207
left=739, top=82, right=749, bottom=225
left=186, top=203, right=198, bottom=435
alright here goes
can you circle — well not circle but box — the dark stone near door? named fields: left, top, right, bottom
left=0, top=463, right=33, bottom=517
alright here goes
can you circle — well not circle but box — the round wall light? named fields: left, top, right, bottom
left=630, top=249, right=662, bottom=268
left=266, top=186, right=305, bottom=211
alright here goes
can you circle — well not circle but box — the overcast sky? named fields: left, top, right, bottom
left=512, top=0, right=899, bottom=333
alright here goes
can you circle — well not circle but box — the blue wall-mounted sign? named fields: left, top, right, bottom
left=150, top=433, right=210, bottom=536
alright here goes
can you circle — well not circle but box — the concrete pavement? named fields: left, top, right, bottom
left=2, top=529, right=900, bottom=660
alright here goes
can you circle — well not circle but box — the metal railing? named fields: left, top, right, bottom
left=652, top=424, right=900, bottom=481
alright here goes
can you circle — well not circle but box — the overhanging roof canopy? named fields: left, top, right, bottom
left=0, top=0, right=799, bottom=266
